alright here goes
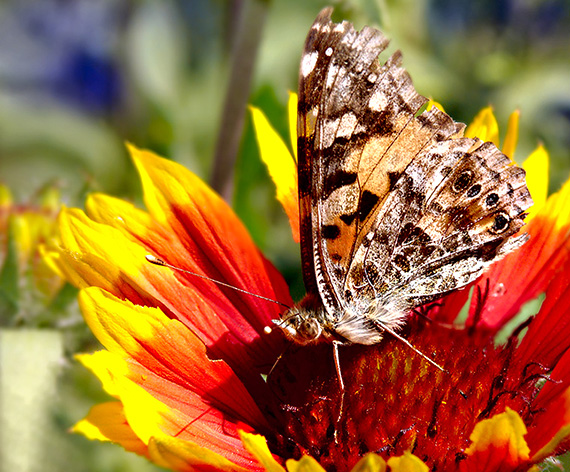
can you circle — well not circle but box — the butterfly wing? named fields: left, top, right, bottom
left=298, top=8, right=427, bottom=315
left=345, top=137, right=531, bottom=313
left=297, top=9, right=532, bottom=338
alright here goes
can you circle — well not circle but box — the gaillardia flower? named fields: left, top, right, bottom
left=0, top=184, right=66, bottom=323
left=48, top=98, right=570, bottom=471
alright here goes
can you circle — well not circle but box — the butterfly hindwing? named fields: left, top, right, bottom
left=345, top=138, right=532, bottom=312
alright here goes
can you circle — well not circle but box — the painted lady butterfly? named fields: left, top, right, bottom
left=276, top=9, right=533, bottom=370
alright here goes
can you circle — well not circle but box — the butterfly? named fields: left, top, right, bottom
left=275, top=8, right=533, bottom=372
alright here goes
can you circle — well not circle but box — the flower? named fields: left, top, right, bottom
left=47, top=94, right=570, bottom=471
left=0, top=184, right=67, bottom=324
left=252, top=98, right=570, bottom=471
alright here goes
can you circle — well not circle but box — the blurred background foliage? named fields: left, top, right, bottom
left=0, top=0, right=568, bottom=471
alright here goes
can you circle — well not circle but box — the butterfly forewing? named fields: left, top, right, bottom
left=296, top=8, right=532, bottom=342
left=298, top=9, right=431, bottom=315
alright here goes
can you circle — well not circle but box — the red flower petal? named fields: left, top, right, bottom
left=77, top=287, right=272, bottom=469
left=514, top=267, right=570, bottom=369
left=131, top=145, right=292, bottom=312
left=426, top=284, right=472, bottom=325
left=526, top=386, right=570, bottom=462
left=533, top=340, right=570, bottom=424
left=57, top=147, right=293, bottom=377
left=130, top=147, right=292, bottom=362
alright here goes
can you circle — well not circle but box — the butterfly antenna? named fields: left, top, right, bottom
left=377, top=321, right=446, bottom=373
left=146, top=255, right=291, bottom=309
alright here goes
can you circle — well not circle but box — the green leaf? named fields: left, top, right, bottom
left=0, top=218, right=20, bottom=323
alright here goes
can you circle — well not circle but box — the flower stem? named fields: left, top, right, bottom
left=210, top=0, right=269, bottom=201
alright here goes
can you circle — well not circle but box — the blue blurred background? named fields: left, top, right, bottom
left=0, top=0, right=568, bottom=471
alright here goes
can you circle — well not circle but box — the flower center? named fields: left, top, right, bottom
left=266, top=322, right=540, bottom=471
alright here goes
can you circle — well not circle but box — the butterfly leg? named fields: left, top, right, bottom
left=412, top=304, right=458, bottom=330
left=267, top=342, right=291, bottom=381
left=371, top=320, right=447, bottom=373
left=332, top=340, right=345, bottom=441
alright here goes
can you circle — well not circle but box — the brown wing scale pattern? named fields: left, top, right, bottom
left=297, top=8, right=532, bottom=334
left=345, top=138, right=531, bottom=313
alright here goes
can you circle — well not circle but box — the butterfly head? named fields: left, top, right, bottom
left=274, top=306, right=324, bottom=344
left=271, top=293, right=330, bottom=344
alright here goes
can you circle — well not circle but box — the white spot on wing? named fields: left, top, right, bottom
left=325, top=47, right=333, bottom=56
left=301, top=51, right=319, bottom=77
left=337, top=113, right=358, bottom=138
left=369, top=89, right=387, bottom=111
left=321, top=117, right=340, bottom=148
left=326, top=64, right=339, bottom=88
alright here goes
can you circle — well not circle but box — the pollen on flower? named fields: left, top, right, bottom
left=265, top=318, right=543, bottom=471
